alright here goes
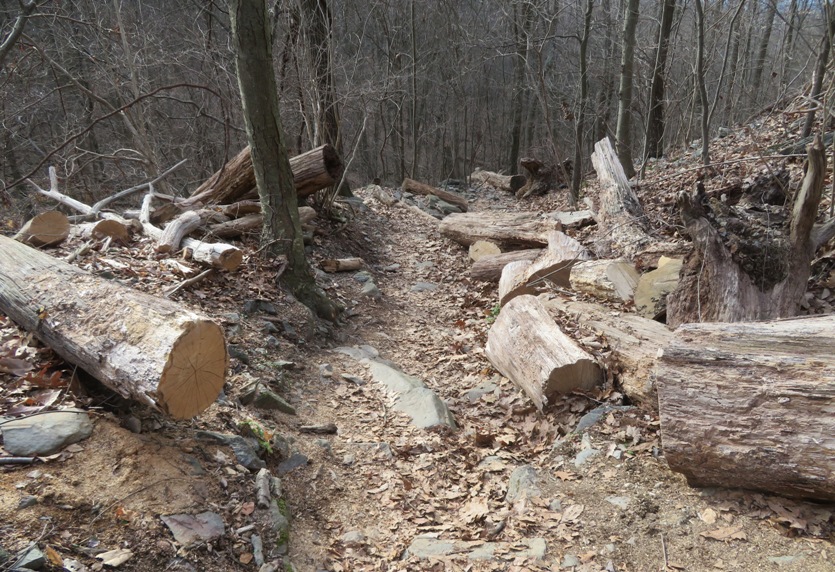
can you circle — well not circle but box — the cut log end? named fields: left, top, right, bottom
left=546, top=359, right=601, bottom=395
left=158, top=320, right=228, bottom=419
left=14, top=211, right=70, bottom=248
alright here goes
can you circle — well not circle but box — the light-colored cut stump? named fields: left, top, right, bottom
left=486, top=295, right=602, bottom=410
left=14, top=211, right=70, bottom=248
left=569, top=259, right=639, bottom=302
left=469, top=240, right=501, bottom=262
left=498, top=260, right=536, bottom=305
left=0, top=236, right=227, bottom=419
left=634, top=258, right=682, bottom=320
left=321, top=258, right=364, bottom=273
left=657, top=316, right=835, bottom=500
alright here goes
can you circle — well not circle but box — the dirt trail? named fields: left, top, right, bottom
left=1, top=184, right=833, bottom=572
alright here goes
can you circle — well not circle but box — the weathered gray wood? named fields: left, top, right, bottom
left=441, top=212, right=560, bottom=249
left=470, top=249, right=543, bottom=282
left=470, top=169, right=526, bottom=193
left=657, top=316, right=835, bottom=500
left=0, top=236, right=227, bottom=419
left=486, top=295, right=602, bottom=410
left=402, top=178, right=468, bottom=212
left=569, top=259, right=640, bottom=302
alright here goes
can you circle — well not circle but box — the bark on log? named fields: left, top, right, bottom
left=14, top=211, right=70, bottom=248
left=543, top=295, right=668, bottom=408
left=440, top=212, right=561, bottom=249
left=470, top=249, right=543, bottom=282
left=470, top=169, right=526, bottom=193
left=517, top=158, right=565, bottom=198
left=498, top=231, right=591, bottom=306
left=667, top=136, right=826, bottom=327
left=657, top=316, right=835, bottom=500
left=321, top=258, right=364, bottom=272
left=210, top=214, right=262, bottom=239
left=157, top=211, right=202, bottom=253
left=186, top=144, right=343, bottom=206
left=486, top=295, right=602, bottom=410
left=591, top=137, right=653, bottom=258
left=0, top=235, right=227, bottom=419
left=402, top=178, right=468, bottom=212
left=221, top=200, right=262, bottom=217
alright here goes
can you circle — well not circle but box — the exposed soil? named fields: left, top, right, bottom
left=2, top=109, right=835, bottom=572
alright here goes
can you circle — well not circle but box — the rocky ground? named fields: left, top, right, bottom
left=2, top=109, right=835, bottom=571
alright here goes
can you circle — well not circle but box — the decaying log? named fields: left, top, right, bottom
left=157, top=211, right=202, bottom=253
left=321, top=258, right=364, bottom=272
left=13, top=211, right=70, bottom=247
left=569, top=259, right=640, bottom=302
left=470, top=249, right=543, bottom=282
left=543, top=295, right=668, bottom=408
left=73, top=219, right=133, bottom=244
left=667, top=136, right=827, bottom=327
left=633, top=257, right=682, bottom=320
left=470, top=169, right=526, bottom=193
left=0, top=236, right=227, bottom=419
left=221, top=200, right=262, bottom=217
left=400, top=200, right=440, bottom=225
left=186, top=144, right=343, bottom=206
left=440, top=211, right=560, bottom=249
left=590, top=137, right=653, bottom=258
left=402, top=178, right=468, bottom=212
left=486, top=295, right=602, bottom=410
left=498, top=231, right=591, bottom=306
left=517, top=158, right=566, bottom=198
left=657, top=316, right=835, bottom=500
left=210, top=214, right=262, bottom=239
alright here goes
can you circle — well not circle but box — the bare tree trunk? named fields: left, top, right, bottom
left=230, top=0, right=341, bottom=320
left=802, top=1, right=835, bottom=138
left=615, top=0, right=640, bottom=179
left=508, top=2, right=532, bottom=175
left=694, top=0, right=710, bottom=165
left=0, top=1, right=35, bottom=69
left=750, top=0, right=777, bottom=103
left=572, top=0, right=594, bottom=204
left=645, top=0, right=676, bottom=159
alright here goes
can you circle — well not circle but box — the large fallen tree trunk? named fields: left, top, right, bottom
left=486, top=294, right=602, bottom=410
left=657, top=316, right=835, bottom=500
left=402, top=178, right=468, bottom=212
left=0, top=236, right=227, bottom=419
left=441, top=212, right=561, bottom=249
left=667, top=136, right=827, bottom=327
left=543, top=295, right=668, bottom=408
left=470, top=169, right=526, bottom=193
left=470, top=249, right=543, bottom=282
left=186, top=144, right=343, bottom=206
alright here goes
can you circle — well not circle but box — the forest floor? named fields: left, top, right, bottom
left=2, top=109, right=835, bottom=572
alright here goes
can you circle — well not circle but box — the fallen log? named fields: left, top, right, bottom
left=470, top=169, right=526, bottom=193
left=0, top=236, right=227, bottom=419
left=441, top=212, right=560, bottom=249
left=14, top=211, right=70, bottom=248
left=72, top=219, right=133, bottom=244
left=321, top=258, right=364, bottom=273
left=657, top=316, right=835, bottom=500
left=498, top=231, right=590, bottom=306
left=543, top=295, right=668, bottom=408
left=186, top=144, right=343, bottom=206
left=157, top=211, right=202, bottom=253
left=470, top=249, right=543, bottom=282
left=569, top=259, right=640, bottom=303
left=517, top=158, right=567, bottom=199
left=486, top=295, right=602, bottom=410
left=402, top=178, right=468, bottom=212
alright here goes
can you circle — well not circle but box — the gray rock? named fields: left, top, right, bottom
left=354, top=442, right=393, bottom=460
left=1, top=410, right=93, bottom=456
left=548, top=499, right=562, bottom=512
left=353, top=271, right=372, bottom=283
left=161, top=512, right=226, bottom=546
left=767, top=555, right=802, bottom=566
left=334, top=346, right=374, bottom=361
left=340, top=374, right=366, bottom=386
left=574, top=405, right=634, bottom=434
left=506, top=465, right=540, bottom=502
left=359, top=345, right=380, bottom=358
left=383, top=264, right=401, bottom=272
left=466, top=380, right=498, bottom=403
left=243, top=300, right=277, bottom=315
left=341, top=531, right=365, bottom=545
left=405, top=537, right=457, bottom=558
left=361, top=281, right=382, bottom=299
left=574, top=448, right=600, bottom=467
left=411, top=282, right=438, bottom=292
left=268, top=500, right=290, bottom=553
left=405, top=536, right=546, bottom=561
left=276, top=453, right=308, bottom=476
left=367, top=361, right=425, bottom=393
left=221, top=312, right=241, bottom=323
left=561, top=554, right=581, bottom=568
left=227, top=345, right=251, bottom=365
left=435, top=200, right=462, bottom=215
left=393, top=387, right=457, bottom=429
left=414, top=261, right=434, bottom=271
left=122, top=416, right=142, bottom=434
left=18, top=495, right=37, bottom=509
left=12, top=543, right=46, bottom=570
left=319, top=364, right=333, bottom=378
left=262, top=321, right=280, bottom=334
left=251, top=535, right=265, bottom=566
left=605, top=496, right=631, bottom=510
left=342, top=454, right=355, bottom=466
left=252, top=390, right=295, bottom=414
left=195, top=431, right=265, bottom=470
left=264, top=336, right=280, bottom=348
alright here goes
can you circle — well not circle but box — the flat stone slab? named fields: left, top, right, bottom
left=161, top=512, right=225, bottom=546
left=406, top=536, right=546, bottom=561
left=1, top=410, right=93, bottom=456
left=394, top=387, right=456, bottom=429
left=367, top=361, right=425, bottom=393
